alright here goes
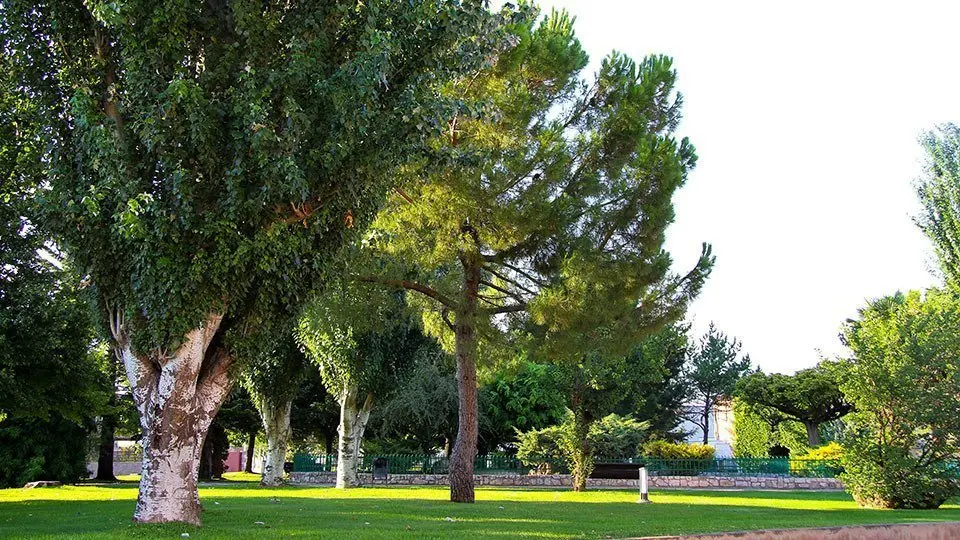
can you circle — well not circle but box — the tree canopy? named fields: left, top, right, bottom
left=358, top=7, right=711, bottom=501
left=736, top=366, right=851, bottom=446
left=684, top=323, right=752, bottom=444
left=835, top=289, right=960, bottom=509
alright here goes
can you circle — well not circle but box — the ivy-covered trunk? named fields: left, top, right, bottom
left=449, top=254, right=481, bottom=503
left=336, top=386, right=374, bottom=488
left=116, top=313, right=233, bottom=525
left=259, top=397, right=293, bottom=487
left=569, top=399, right=594, bottom=492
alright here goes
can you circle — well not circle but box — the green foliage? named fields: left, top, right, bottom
left=372, top=349, right=460, bottom=454
left=0, top=414, right=92, bottom=488
left=614, top=323, right=691, bottom=440
left=685, top=324, right=752, bottom=443
left=290, top=369, right=340, bottom=454
left=2, top=0, right=510, bottom=354
left=800, top=441, right=844, bottom=461
left=590, top=414, right=650, bottom=459
left=361, top=6, right=712, bottom=377
left=732, top=399, right=809, bottom=458
left=835, top=289, right=960, bottom=509
left=479, top=360, right=567, bottom=453
left=735, top=364, right=851, bottom=445
left=299, top=283, right=430, bottom=400
left=515, top=412, right=649, bottom=473
left=640, top=440, right=715, bottom=460
left=917, top=123, right=960, bottom=287
left=515, top=424, right=566, bottom=474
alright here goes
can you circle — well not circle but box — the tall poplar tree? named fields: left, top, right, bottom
left=1, top=0, right=509, bottom=523
left=359, top=10, right=712, bottom=502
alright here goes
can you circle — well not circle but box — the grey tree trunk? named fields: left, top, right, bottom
left=259, top=397, right=293, bottom=487
left=336, top=386, right=374, bottom=488
left=113, top=312, right=233, bottom=525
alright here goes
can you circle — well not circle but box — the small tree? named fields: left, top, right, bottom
left=736, top=365, right=851, bottom=446
left=299, top=284, right=436, bottom=488
left=835, top=290, right=960, bottom=509
left=615, top=323, right=691, bottom=441
left=373, top=351, right=460, bottom=455
left=242, top=334, right=307, bottom=486
left=684, top=324, right=752, bottom=444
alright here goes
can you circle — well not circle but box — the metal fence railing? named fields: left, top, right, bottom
left=291, top=454, right=846, bottom=478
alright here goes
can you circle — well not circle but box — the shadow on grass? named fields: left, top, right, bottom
left=1, top=488, right=959, bottom=539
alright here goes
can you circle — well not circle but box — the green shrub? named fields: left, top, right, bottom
left=516, top=413, right=649, bottom=474
left=590, top=414, right=648, bottom=460
left=641, top=440, right=715, bottom=459
left=515, top=425, right=565, bottom=474
left=794, top=442, right=844, bottom=478
left=0, top=414, right=92, bottom=488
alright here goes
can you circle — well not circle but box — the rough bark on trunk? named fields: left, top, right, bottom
left=449, top=254, right=480, bottom=503
left=245, top=433, right=256, bottom=473
left=804, top=421, right=822, bottom=447
left=336, top=386, right=374, bottom=488
left=259, top=397, right=293, bottom=487
left=113, top=312, right=234, bottom=525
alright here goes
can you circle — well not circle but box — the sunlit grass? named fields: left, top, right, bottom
left=1, top=484, right=958, bottom=539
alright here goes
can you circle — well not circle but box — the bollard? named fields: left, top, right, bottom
left=637, top=466, right=651, bottom=504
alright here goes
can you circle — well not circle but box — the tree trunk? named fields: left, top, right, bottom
left=804, top=421, right=822, bottom=447
left=701, top=402, right=711, bottom=445
left=336, top=386, right=374, bottom=488
left=245, top=432, right=256, bottom=473
left=115, top=312, right=234, bottom=525
left=569, top=407, right=593, bottom=492
left=259, top=396, right=293, bottom=487
left=95, top=401, right=117, bottom=481
left=449, top=253, right=481, bottom=503
left=95, top=347, right=119, bottom=481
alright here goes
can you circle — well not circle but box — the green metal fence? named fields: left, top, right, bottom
left=292, top=454, right=844, bottom=478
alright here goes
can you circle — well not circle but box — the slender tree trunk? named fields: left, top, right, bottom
left=245, top=433, right=256, bottom=473
left=449, top=253, right=481, bottom=503
left=115, top=312, right=233, bottom=525
left=336, top=386, right=374, bottom=488
left=804, top=421, right=822, bottom=447
left=701, top=401, right=711, bottom=445
left=259, top=397, right=293, bottom=487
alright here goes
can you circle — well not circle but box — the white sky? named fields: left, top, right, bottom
left=534, top=0, right=960, bottom=373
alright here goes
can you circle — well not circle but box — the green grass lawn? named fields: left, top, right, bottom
left=1, top=481, right=958, bottom=539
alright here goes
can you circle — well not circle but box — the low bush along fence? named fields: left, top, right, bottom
left=291, top=454, right=845, bottom=478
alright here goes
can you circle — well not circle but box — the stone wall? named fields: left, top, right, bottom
left=288, top=471, right=843, bottom=490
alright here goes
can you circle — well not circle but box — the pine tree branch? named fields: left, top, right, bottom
left=358, top=276, right=457, bottom=309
